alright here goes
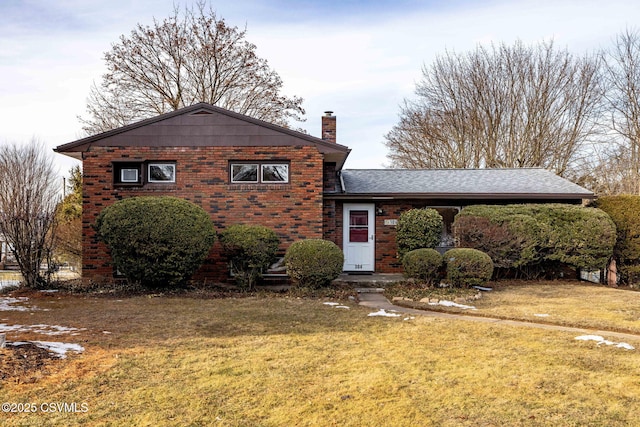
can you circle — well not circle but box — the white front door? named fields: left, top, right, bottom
left=343, top=203, right=375, bottom=272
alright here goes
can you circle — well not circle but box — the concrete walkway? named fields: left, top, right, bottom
left=357, top=289, right=640, bottom=343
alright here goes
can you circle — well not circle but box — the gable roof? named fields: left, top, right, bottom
left=337, top=168, right=594, bottom=200
left=54, top=103, right=351, bottom=167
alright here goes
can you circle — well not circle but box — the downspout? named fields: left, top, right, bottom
left=338, top=170, right=346, bottom=193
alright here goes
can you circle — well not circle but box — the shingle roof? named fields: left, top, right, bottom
left=339, top=168, right=594, bottom=199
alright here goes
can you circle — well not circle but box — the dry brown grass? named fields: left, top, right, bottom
left=388, top=280, right=640, bottom=334
left=473, top=281, right=640, bottom=333
left=1, top=286, right=640, bottom=426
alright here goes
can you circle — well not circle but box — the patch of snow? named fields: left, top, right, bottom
left=403, top=317, right=415, bottom=321
left=617, top=342, right=636, bottom=350
left=0, top=280, right=21, bottom=291
left=429, top=300, right=477, bottom=310
left=9, top=341, right=84, bottom=358
left=323, top=302, right=340, bottom=306
left=0, top=323, right=86, bottom=336
left=335, top=306, right=350, bottom=309
left=368, top=309, right=401, bottom=318
left=575, top=335, right=635, bottom=350
left=102, top=331, right=112, bottom=334
left=39, top=289, right=59, bottom=293
left=472, top=286, right=493, bottom=291
left=534, top=313, right=550, bottom=317
left=0, top=297, right=32, bottom=311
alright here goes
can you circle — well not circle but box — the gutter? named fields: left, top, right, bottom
left=323, top=192, right=595, bottom=201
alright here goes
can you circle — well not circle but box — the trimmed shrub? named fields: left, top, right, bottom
left=402, top=248, right=443, bottom=284
left=453, top=213, right=543, bottom=270
left=396, top=208, right=443, bottom=258
left=454, top=204, right=616, bottom=278
left=592, top=195, right=640, bottom=284
left=444, top=248, right=494, bottom=287
left=219, top=224, right=280, bottom=289
left=94, top=196, right=216, bottom=287
left=284, top=239, right=344, bottom=288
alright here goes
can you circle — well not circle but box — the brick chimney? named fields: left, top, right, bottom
left=321, top=111, right=336, bottom=143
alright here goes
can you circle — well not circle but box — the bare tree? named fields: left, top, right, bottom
left=80, top=1, right=304, bottom=135
left=385, top=40, right=603, bottom=176
left=601, top=28, right=640, bottom=194
left=54, top=166, right=82, bottom=271
left=0, top=140, right=60, bottom=288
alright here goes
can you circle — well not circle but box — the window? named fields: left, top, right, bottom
left=261, top=164, right=289, bottom=183
left=231, top=164, right=258, bottom=183
left=148, top=163, right=176, bottom=183
left=349, top=210, right=369, bottom=242
left=113, top=161, right=176, bottom=186
left=230, top=162, right=289, bottom=184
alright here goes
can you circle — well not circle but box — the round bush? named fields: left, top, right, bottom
left=219, top=224, right=280, bottom=289
left=402, top=248, right=443, bottom=284
left=444, top=248, right=494, bottom=288
left=284, top=239, right=344, bottom=288
left=396, top=208, right=443, bottom=259
left=95, top=196, right=216, bottom=287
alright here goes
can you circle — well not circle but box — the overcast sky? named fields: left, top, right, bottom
left=2, top=0, right=640, bottom=178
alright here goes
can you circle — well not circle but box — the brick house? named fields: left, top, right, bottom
left=55, top=103, right=594, bottom=283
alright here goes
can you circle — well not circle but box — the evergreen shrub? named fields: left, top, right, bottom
left=402, top=248, right=443, bottom=284
left=284, top=239, right=344, bottom=288
left=219, top=224, right=280, bottom=289
left=453, top=204, right=615, bottom=278
left=592, top=195, right=640, bottom=284
left=94, top=196, right=216, bottom=287
left=396, top=208, right=443, bottom=259
left=443, top=248, right=494, bottom=287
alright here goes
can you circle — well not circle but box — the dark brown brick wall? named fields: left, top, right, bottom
left=82, top=145, right=325, bottom=284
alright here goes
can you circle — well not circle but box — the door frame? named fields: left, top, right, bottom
left=342, top=203, right=375, bottom=272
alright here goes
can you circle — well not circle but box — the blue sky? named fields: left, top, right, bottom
left=2, top=0, right=640, bottom=177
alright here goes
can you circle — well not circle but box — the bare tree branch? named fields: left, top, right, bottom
left=601, top=28, right=640, bottom=194
left=385, top=40, right=604, bottom=177
left=79, top=1, right=304, bottom=135
left=0, top=139, right=60, bottom=288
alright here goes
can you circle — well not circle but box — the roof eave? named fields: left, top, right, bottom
left=324, top=192, right=595, bottom=200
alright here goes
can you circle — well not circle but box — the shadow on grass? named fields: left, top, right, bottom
left=0, top=288, right=379, bottom=353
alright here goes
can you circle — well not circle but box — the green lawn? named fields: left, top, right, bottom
left=1, top=285, right=640, bottom=426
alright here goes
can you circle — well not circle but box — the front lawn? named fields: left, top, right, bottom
left=386, top=280, right=640, bottom=334
left=1, top=286, right=640, bottom=426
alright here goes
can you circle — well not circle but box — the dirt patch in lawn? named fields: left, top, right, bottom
left=0, top=343, right=58, bottom=384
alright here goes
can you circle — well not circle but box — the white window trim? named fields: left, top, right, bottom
left=120, top=168, right=139, bottom=183
left=148, top=163, right=176, bottom=183
left=231, top=163, right=259, bottom=183
left=261, top=164, right=289, bottom=183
